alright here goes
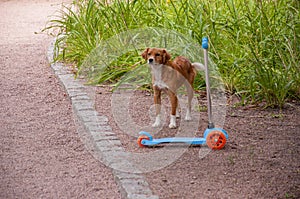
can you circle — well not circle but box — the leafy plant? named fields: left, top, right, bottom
left=45, top=0, right=300, bottom=108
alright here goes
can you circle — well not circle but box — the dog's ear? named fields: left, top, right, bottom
left=142, top=48, right=149, bottom=60
left=162, top=49, right=171, bottom=64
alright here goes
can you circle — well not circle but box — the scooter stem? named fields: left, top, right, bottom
left=202, top=37, right=214, bottom=129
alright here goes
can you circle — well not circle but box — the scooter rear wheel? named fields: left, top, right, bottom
left=137, top=135, right=150, bottom=147
left=206, top=130, right=226, bottom=150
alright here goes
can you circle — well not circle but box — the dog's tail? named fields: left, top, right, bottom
left=192, top=62, right=205, bottom=71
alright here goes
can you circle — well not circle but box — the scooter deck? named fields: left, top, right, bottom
left=141, top=137, right=207, bottom=146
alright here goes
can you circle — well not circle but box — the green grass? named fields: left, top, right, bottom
left=45, top=0, right=300, bottom=108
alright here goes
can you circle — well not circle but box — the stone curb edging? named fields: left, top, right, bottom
left=47, top=39, right=159, bottom=199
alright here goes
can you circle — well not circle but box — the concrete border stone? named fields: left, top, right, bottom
left=47, top=39, right=159, bottom=199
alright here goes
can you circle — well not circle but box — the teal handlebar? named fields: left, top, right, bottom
left=202, top=37, right=209, bottom=49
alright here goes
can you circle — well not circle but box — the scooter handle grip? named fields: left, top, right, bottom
left=202, top=37, right=209, bottom=49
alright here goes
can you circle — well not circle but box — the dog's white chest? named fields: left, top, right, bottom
left=151, top=65, right=168, bottom=89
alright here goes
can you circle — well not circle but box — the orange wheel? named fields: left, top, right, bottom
left=137, top=135, right=150, bottom=148
left=206, top=130, right=227, bottom=150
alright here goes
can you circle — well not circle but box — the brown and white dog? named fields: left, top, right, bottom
left=142, top=48, right=204, bottom=129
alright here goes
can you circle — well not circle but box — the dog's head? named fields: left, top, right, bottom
left=142, top=48, right=171, bottom=65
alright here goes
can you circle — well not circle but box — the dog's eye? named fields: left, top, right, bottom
left=155, top=53, right=160, bottom=56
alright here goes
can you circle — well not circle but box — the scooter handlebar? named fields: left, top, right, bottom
left=202, top=37, right=209, bottom=49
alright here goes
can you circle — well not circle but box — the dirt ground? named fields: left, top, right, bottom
left=95, top=85, right=300, bottom=199
left=0, top=1, right=121, bottom=198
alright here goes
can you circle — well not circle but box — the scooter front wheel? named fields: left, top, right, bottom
left=206, top=130, right=227, bottom=150
left=137, top=135, right=150, bottom=147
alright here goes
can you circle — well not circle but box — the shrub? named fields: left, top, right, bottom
left=46, top=0, right=300, bottom=108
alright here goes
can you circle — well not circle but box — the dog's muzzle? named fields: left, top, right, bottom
left=148, top=58, right=154, bottom=64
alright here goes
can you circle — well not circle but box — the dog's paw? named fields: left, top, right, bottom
left=169, top=115, right=177, bottom=129
left=185, top=111, right=192, bottom=121
left=185, top=115, right=192, bottom=121
left=152, top=115, right=161, bottom=127
left=152, top=122, right=161, bottom=128
left=168, top=123, right=177, bottom=129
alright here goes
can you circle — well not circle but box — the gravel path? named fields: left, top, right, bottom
left=0, top=1, right=121, bottom=198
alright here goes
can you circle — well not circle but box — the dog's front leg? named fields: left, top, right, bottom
left=152, top=87, right=162, bottom=127
left=168, top=90, right=178, bottom=129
